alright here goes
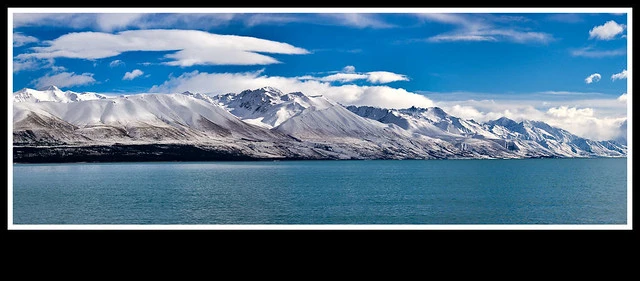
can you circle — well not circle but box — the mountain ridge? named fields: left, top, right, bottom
left=12, top=86, right=627, bottom=162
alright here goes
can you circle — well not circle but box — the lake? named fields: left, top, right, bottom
left=11, top=158, right=628, bottom=226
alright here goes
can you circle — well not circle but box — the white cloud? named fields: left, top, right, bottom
left=543, top=106, right=624, bottom=141
left=589, top=20, right=626, bottom=40
left=136, top=14, right=237, bottom=29
left=13, top=13, right=96, bottom=29
left=570, top=46, right=626, bottom=58
left=109, top=59, right=125, bottom=68
left=12, top=13, right=395, bottom=32
left=241, top=13, right=395, bottom=29
left=123, top=69, right=144, bottom=80
left=13, top=58, right=40, bottom=72
left=319, top=73, right=369, bottom=83
left=13, top=57, right=61, bottom=73
left=146, top=66, right=628, bottom=141
left=51, top=65, right=67, bottom=72
left=13, top=32, right=38, bottom=47
left=432, top=93, right=627, bottom=141
left=617, top=93, right=627, bottom=102
left=343, top=65, right=356, bottom=73
left=240, top=14, right=300, bottom=27
left=419, top=13, right=474, bottom=25
left=320, top=14, right=395, bottom=29
left=479, top=14, right=532, bottom=23
left=366, top=71, right=409, bottom=83
left=418, top=13, right=553, bottom=44
left=299, top=67, right=409, bottom=84
left=546, top=106, right=594, bottom=118
left=149, top=70, right=434, bottom=109
left=12, top=13, right=235, bottom=31
left=585, top=73, right=601, bottom=84
left=611, top=69, right=627, bottom=81
left=428, top=34, right=497, bottom=42
left=96, top=13, right=145, bottom=31
left=443, top=104, right=486, bottom=121
left=31, top=72, right=96, bottom=89
left=18, top=29, right=309, bottom=67
left=483, top=29, right=552, bottom=43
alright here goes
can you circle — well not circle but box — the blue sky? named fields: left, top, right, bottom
left=10, top=8, right=630, bottom=140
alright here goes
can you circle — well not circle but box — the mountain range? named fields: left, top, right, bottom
left=12, top=86, right=627, bottom=162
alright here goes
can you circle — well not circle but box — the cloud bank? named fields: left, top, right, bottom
left=17, top=29, right=309, bottom=67
left=432, top=94, right=627, bottom=141
left=617, top=93, right=627, bottom=102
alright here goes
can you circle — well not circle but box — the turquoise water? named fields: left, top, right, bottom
left=12, top=158, right=627, bottom=225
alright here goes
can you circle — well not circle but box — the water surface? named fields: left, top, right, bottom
left=12, top=158, right=627, bottom=225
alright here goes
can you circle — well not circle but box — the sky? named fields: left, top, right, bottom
left=10, top=8, right=630, bottom=141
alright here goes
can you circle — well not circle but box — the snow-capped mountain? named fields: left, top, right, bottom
left=346, top=105, right=498, bottom=139
left=213, top=86, right=334, bottom=128
left=210, top=87, right=459, bottom=159
left=12, top=86, right=627, bottom=162
left=347, top=105, right=541, bottom=157
left=274, top=100, right=466, bottom=159
left=347, top=105, right=626, bottom=158
left=13, top=86, right=109, bottom=103
left=13, top=89, right=315, bottom=159
left=484, top=117, right=626, bottom=156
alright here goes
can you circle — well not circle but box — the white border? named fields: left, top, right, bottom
left=626, top=10, right=633, bottom=230
left=6, top=7, right=634, bottom=14
left=9, top=224, right=633, bottom=230
left=7, top=11, right=14, bottom=229
left=7, top=7, right=633, bottom=230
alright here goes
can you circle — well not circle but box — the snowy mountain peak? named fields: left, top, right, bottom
left=429, top=107, right=448, bottom=117
left=259, top=86, right=284, bottom=95
left=14, top=87, right=108, bottom=103
left=177, top=90, right=217, bottom=104
left=403, top=106, right=423, bottom=113
left=488, top=117, right=521, bottom=129
left=401, top=106, right=444, bottom=116
left=38, top=85, right=61, bottom=92
left=238, top=86, right=285, bottom=99
left=345, top=105, right=394, bottom=119
left=214, top=87, right=336, bottom=128
left=397, top=106, right=451, bottom=124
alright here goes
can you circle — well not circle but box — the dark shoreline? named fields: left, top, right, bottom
left=11, top=143, right=619, bottom=164
left=12, top=144, right=308, bottom=164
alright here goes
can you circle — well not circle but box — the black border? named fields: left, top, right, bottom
left=3, top=6, right=636, bottom=251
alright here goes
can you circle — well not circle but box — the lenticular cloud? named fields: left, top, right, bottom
left=17, top=29, right=310, bottom=66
